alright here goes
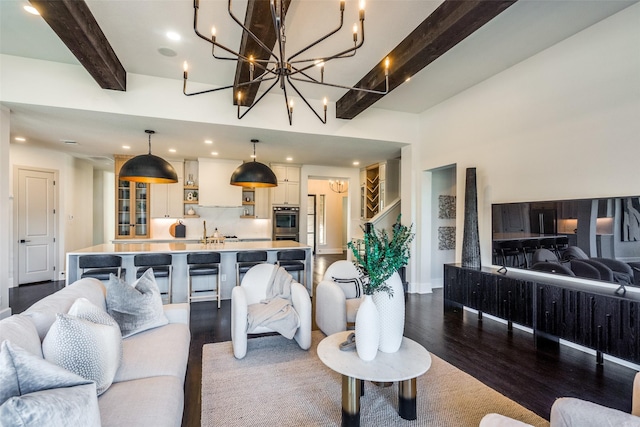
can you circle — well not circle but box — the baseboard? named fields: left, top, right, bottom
left=315, top=248, right=344, bottom=255
left=0, top=307, right=12, bottom=320
left=407, top=282, right=433, bottom=294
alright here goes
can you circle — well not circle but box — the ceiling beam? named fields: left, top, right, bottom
left=233, top=0, right=292, bottom=106
left=336, top=0, right=517, bottom=119
left=29, top=0, right=126, bottom=91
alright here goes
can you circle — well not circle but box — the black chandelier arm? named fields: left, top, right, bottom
left=287, top=6, right=345, bottom=63
left=286, top=77, right=327, bottom=124
left=288, top=18, right=364, bottom=74
left=288, top=46, right=357, bottom=77
left=281, top=76, right=293, bottom=125
left=184, top=73, right=277, bottom=97
left=270, top=0, right=287, bottom=77
left=192, top=0, right=252, bottom=62
left=238, top=78, right=281, bottom=120
left=228, top=0, right=279, bottom=63
left=289, top=70, right=389, bottom=96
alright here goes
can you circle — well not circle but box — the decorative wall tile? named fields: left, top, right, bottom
left=439, top=195, right=456, bottom=219
left=438, top=226, right=456, bottom=250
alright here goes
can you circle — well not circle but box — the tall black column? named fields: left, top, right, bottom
left=462, top=167, right=481, bottom=268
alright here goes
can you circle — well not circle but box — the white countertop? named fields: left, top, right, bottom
left=68, top=240, right=311, bottom=255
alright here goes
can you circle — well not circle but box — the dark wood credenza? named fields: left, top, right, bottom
left=444, top=264, right=640, bottom=365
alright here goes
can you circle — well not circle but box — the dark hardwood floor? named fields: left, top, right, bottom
left=9, top=253, right=637, bottom=426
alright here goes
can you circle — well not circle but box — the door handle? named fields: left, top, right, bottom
left=19, top=239, right=31, bottom=243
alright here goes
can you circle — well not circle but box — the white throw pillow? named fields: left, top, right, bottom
left=42, top=298, right=122, bottom=395
left=0, top=340, right=101, bottom=427
left=106, top=268, right=169, bottom=338
left=332, top=276, right=364, bottom=299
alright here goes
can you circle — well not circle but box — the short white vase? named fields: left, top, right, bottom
left=372, top=272, right=405, bottom=353
left=355, top=295, right=380, bottom=361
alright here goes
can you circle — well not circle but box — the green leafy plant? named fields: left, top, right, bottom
left=347, top=215, right=415, bottom=296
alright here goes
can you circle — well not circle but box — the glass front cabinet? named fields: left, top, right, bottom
left=114, top=155, right=150, bottom=239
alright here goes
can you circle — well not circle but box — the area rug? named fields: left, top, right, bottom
left=201, top=331, right=549, bottom=426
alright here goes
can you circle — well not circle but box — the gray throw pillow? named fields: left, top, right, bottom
left=42, top=298, right=122, bottom=395
left=332, top=276, right=364, bottom=299
left=106, top=268, right=169, bottom=338
left=0, top=340, right=101, bottom=427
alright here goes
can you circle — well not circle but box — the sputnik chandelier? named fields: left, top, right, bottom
left=329, top=179, right=348, bottom=194
left=183, top=0, right=389, bottom=125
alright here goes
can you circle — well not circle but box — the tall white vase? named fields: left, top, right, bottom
left=372, top=272, right=405, bottom=353
left=355, top=295, right=380, bottom=361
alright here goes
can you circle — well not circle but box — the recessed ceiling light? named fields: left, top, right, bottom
left=353, top=161, right=360, bottom=166
left=204, top=140, right=213, bottom=144
left=211, top=151, right=218, bottom=156
left=122, top=145, right=130, bottom=150
left=166, top=31, right=181, bottom=41
left=23, top=5, right=39, bottom=15
left=14, top=137, right=26, bottom=142
left=286, top=157, right=293, bottom=161
left=169, top=149, right=177, bottom=153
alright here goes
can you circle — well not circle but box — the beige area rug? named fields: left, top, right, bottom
left=201, top=331, right=549, bottom=426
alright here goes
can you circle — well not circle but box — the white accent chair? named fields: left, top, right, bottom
left=315, top=260, right=363, bottom=336
left=479, top=372, right=640, bottom=426
left=231, top=263, right=312, bottom=359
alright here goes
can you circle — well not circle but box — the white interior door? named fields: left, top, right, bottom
left=18, top=168, right=56, bottom=284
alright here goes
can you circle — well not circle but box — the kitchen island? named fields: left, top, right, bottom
left=66, top=241, right=313, bottom=303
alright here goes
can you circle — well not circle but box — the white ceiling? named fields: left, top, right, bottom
left=1, top=0, right=636, bottom=169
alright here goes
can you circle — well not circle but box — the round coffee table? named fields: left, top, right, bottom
left=317, top=331, right=431, bottom=427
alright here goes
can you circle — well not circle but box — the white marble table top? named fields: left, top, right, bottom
left=317, top=331, right=432, bottom=382
left=66, top=240, right=310, bottom=255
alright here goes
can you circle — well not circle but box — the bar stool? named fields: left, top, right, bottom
left=134, top=253, right=173, bottom=304
left=236, top=251, right=268, bottom=285
left=79, top=255, right=124, bottom=281
left=276, top=250, right=307, bottom=287
left=499, top=240, right=525, bottom=268
left=187, top=252, right=221, bottom=308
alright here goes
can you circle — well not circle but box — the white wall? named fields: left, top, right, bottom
left=415, top=4, right=640, bottom=269
left=9, top=144, right=95, bottom=283
left=0, top=107, right=11, bottom=317
left=430, top=166, right=456, bottom=288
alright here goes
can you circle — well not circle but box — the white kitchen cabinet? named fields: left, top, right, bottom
left=151, top=161, right=184, bottom=218
left=271, top=165, right=300, bottom=183
left=198, top=158, right=242, bottom=207
left=272, top=181, right=300, bottom=206
left=271, top=164, right=300, bottom=205
left=255, top=187, right=271, bottom=218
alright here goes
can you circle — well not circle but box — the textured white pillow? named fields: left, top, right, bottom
left=332, top=276, right=363, bottom=299
left=42, top=298, right=122, bottom=395
left=0, top=340, right=101, bottom=427
left=106, top=268, right=169, bottom=338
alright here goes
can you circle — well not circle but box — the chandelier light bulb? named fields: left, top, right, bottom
left=323, top=97, right=328, bottom=106
left=183, top=61, right=188, bottom=72
left=359, top=0, right=365, bottom=11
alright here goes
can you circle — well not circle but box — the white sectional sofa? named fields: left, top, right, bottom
left=0, top=278, right=191, bottom=427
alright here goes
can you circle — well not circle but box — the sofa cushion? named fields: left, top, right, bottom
left=42, top=298, right=122, bottom=395
left=99, top=376, right=185, bottom=427
left=106, top=269, right=169, bottom=338
left=0, top=314, right=42, bottom=358
left=114, top=323, right=190, bottom=383
left=332, top=276, right=364, bottom=299
left=23, top=278, right=107, bottom=340
left=0, top=341, right=101, bottom=427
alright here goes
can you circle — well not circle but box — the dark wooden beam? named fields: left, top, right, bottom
left=29, top=0, right=126, bottom=91
left=233, top=0, right=291, bottom=106
left=336, top=0, right=517, bottom=119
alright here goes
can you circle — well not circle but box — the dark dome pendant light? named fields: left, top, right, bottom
left=230, top=139, right=278, bottom=188
left=119, top=130, right=178, bottom=183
